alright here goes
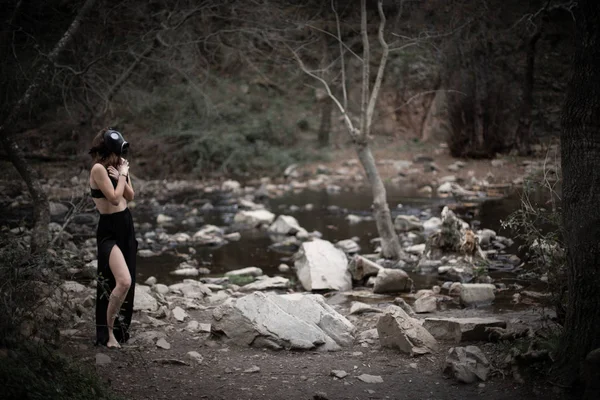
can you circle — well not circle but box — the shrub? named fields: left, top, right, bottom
left=501, top=161, right=566, bottom=323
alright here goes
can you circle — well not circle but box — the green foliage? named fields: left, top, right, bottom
left=122, top=78, right=324, bottom=176
left=0, top=343, right=122, bottom=400
left=501, top=167, right=566, bottom=322
left=227, top=274, right=256, bottom=286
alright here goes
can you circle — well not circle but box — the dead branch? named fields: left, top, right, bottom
left=332, top=0, right=348, bottom=110
left=289, top=45, right=357, bottom=138
left=365, top=0, right=389, bottom=137
left=359, top=0, right=370, bottom=141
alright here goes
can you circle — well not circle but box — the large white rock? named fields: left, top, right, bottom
left=294, top=239, right=352, bottom=291
left=443, top=346, right=490, bottom=383
left=134, top=285, right=159, bottom=312
left=376, top=305, right=438, bottom=356
left=373, top=269, right=413, bottom=294
left=459, top=284, right=496, bottom=307
left=268, top=215, right=305, bottom=236
left=423, top=317, right=506, bottom=343
left=212, top=292, right=355, bottom=351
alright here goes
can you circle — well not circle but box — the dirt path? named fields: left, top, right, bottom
left=73, top=338, right=559, bottom=400
left=62, top=303, right=563, bottom=400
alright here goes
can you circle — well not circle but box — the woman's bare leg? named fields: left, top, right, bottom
left=106, top=245, right=131, bottom=348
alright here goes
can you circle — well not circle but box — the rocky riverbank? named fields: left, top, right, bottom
left=0, top=147, right=562, bottom=399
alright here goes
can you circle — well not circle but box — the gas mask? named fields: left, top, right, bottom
left=104, top=129, right=129, bottom=156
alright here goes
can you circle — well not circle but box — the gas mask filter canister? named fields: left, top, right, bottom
left=104, top=129, right=129, bottom=156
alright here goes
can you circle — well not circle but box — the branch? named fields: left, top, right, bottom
left=288, top=45, right=357, bottom=138
left=0, top=0, right=97, bottom=137
left=332, top=0, right=348, bottom=110
left=365, top=0, right=389, bottom=136
left=305, top=23, right=362, bottom=62
left=359, top=0, right=369, bottom=141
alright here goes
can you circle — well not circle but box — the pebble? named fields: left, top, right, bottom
left=156, top=338, right=171, bottom=349
left=186, top=351, right=203, bottom=364
left=244, top=365, right=261, bottom=373
left=95, top=353, right=111, bottom=366
left=356, top=374, right=383, bottom=383
left=330, top=370, right=348, bottom=379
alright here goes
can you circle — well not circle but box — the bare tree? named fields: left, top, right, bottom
left=292, top=0, right=403, bottom=259
left=0, top=0, right=97, bottom=255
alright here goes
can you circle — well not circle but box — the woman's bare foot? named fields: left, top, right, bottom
left=106, top=336, right=121, bottom=349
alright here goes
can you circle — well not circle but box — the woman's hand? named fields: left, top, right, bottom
left=107, top=166, right=120, bottom=180
left=118, top=159, right=129, bottom=177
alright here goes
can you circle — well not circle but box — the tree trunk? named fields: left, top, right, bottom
left=555, top=1, right=600, bottom=395
left=1, top=137, right=50, bottom=254
left=0, top=0, right=96, bottom=255
left=355, top=141, right=402, bottom=259
left=515, top=26, right=543, bottom=155
left=317, top=98, right=332, bottom=147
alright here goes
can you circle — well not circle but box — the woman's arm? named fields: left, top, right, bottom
left=91, top=164, right=126, bottom=206
left=123, top=175, right=135, bottom=201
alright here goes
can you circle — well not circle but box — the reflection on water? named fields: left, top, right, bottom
left=135, top=186, right=536, bottom=290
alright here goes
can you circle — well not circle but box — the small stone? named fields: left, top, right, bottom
left=330, top=370, right=348, bottom=379
left=352, top=352, right=363, bottom=356
left=187, top=351, right=203, bottom=364
left=244, top=365, right=261, bottom=373
left=278, top=263, right=291, bottom=273
left=95, top=353, right=111, bottom=366
left=144, top=276, right=157, bottom=285
left=356, top=374, right=383, bottom=383
left=172, top=306, right=188, bottom=322
left=156, top=338, right=171, bottom=349
left=409, top=363, right=418, bottom=369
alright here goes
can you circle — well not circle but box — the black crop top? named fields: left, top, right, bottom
left=90, top=175, right=128, bottom=199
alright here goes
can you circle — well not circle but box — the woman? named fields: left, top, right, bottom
left=88, top=128, right=137, bottom=349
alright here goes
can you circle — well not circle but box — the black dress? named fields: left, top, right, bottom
left=92, top=177, right=137, bottom=346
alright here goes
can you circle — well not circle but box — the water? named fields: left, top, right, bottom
left=134, top=186, right=529, bottom=290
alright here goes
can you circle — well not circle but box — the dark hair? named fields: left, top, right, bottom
left=89, top=128, right=120, bottom=168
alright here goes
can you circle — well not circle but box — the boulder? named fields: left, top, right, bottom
left=240, top=276, right=290, bottom=291
left=347, top=255, right=383, bottom=281
left=169, top=280, right=212, bottom=300
left=335, top=239, right=360, bottom=255
left=49, top=202, right=69, bottom=219
left=373, top=269, right=413, bottom=294
left=268, top=215, right=306, bottom=236
left=443, top=346, right=490, bottom=383
left=233, top=210, right=275, bottom=228
left=212, top=292, right=355, bottom=351
left=414, top=295, right=437, bottom=313
left=406, top=244, right=426, bottom=255
left=423, top=317, right=507, bottom=343
left=459, top=284, right=495, bottom=307
left=476, top=229, right=497, bottom=247
left=134, top=285, right=159, bottom=312
left=438, top=266, right=474, bottom=283
left=377, top=305, right=438, bottom=356
left=294, top=239, right=351, bottom=291
left=423, top=217, right=442, bottom=232
left=394, top=215, right=423, bottom=232
left=221, top=179, right=241, bottom=192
